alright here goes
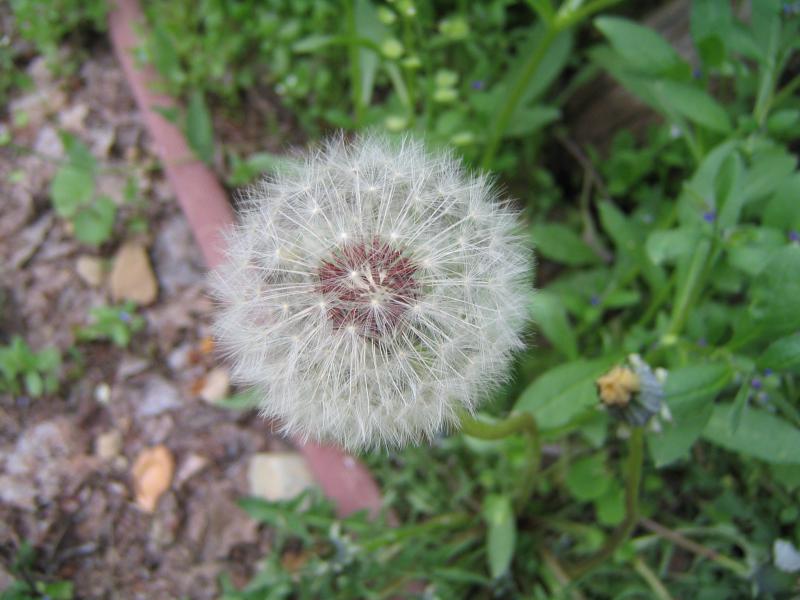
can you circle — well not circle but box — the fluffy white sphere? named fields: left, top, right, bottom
left=210, top=134, right=533, bottom=450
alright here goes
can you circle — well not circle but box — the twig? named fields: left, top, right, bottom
left=639, top=518, right=749, bottom=576
left=632, top=555, right=674, bottom=600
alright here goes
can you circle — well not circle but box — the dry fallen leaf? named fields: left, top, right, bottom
left=131, top=445, right=175, bottom=513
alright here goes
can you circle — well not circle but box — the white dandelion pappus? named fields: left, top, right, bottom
left=210, top=134, right=533, bottom=450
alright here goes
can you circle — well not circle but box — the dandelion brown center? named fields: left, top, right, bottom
left=316, top=237, right=419, bottom=337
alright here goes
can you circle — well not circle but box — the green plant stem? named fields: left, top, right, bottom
left=638, top=518, right=750, bottom=577
left=566, top=427, right=644, bottom=579
left=666, top=238, right=711, bottom=338
left=346, top=0, right=364, bottom=127
left=458, top=410, right=541, bottom=511
left=479, top=0, right=622, bottom=170
left=480, top=26, right=558, bottom=170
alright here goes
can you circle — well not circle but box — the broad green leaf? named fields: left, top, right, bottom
left=758, top=335, right=800, bottom=374
left=741, top=148, right=797, bottom=202
left=652, top=80, right=732, bottom=134
left=51, top=166, right=94, bottom=218
left=531, top=223, right=599, bottom=266
left=566, top=454, right=610, bottom=501
left=595, top=483, right=625, bottom=526
left=530, top=291, right=577, bottom=359
left=646, top=227, right=702, bottom=265
left=186, top=90, right=214, bottom=164
left=648, top=363, right=732, bottom=467
left=504, top=105, right=559, bottom=138
left=704, top=404, right=800, bottom=464
left=748, top=246, right=800, bottom=337
left=483, top=494, right=516, bottom=579
left=72, top=196, right=116, bottom=246
left=595, top=17, right=685, bottom=76
left=690, top=0, right=733, bottom=67
left=763, top=174, right=800, bottom=230
left=515, top=358, right=616, bottom=430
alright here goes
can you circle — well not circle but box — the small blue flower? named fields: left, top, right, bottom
left=590, top=294, right=601, bottom=306
left=751, top=378, right=762, bottom=390
left=470, top=80, right=485, bottom=90
left=703, top=210, right=716, bottom=224
left=764, top=368, right=774, bottom=376
left=692, top=67, right=703, bottom=79
left=789, top=230, right=799, bottom=243
left=119, top=311, right=132, bottom=323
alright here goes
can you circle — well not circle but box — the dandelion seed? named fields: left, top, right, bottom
left=210, top=134, right=533, bottom=450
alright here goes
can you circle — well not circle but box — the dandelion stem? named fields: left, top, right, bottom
left=458, top=410, right=541, bottom=511
left=566, top=427, right=644, bottom=579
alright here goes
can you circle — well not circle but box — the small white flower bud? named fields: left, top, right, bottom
left=210, top=133, right=533, bottom=450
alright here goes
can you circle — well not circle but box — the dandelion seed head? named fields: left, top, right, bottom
left=210, top=133, right=533, bottom=450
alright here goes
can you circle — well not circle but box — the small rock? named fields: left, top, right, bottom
left=95, top=430, right=122, bottom=460
left=75, top=255, right=104, bottom=287
left=116, top=355, right=149, bottom=379
left=136, top=375, right=181, bottom=417
left=199, top=368, right=230, bottom=403
left=132, top=445, right=175, bottom=513
left=110, top=242, right=158, bottom=306
left=90, top=126, right=116, bottom=158
left=247, top=452, right=316, bottom=503
left=94, top=382, right=111, bottom=404
left=33, top=126, right=64, bottom=159
left=175, top=453, right=209, bottom=487
left=59, top=103, right=89, bottom=132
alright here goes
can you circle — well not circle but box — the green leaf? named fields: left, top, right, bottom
left=483, top=494, right=516, bottom=579
left=595, top=16, right=685, bottom=76
left=648, top=363, right=732, bottom=467
left=646, top=227, right=702, bottom=265
left=531, top=223, right=600, bottom=266
left=595, top=483, right=625, bottom=526
left=748, top=246, right=800, bottom=338
left=652, top=80, right=732, bottom=134
left=217, top=388, right=261, bottom=410
left=704, top=405, right=800, bottom=464
left=24, top=370, right=43, bottom=397
left=763, top=174, right=800, bottom=230
left=741, top=148, right=797, bottom=202
left=150, top=24, right=182, bottom=82
left=530, top=291, right=577, bottom=359
left=566, top=454, right=610, bottom=501
left=504, top=105, right=560, bottom=138
left=515, top=357, right=616, bottom=430
left=185, top=90, right=214, bottom=165
left=758, top=334, right=800, bottom=374
left=51, top=166, right=94, bottom=218
left=72, top=196, right=116, bottom=246
left=60, top=132, right=96, bottom=172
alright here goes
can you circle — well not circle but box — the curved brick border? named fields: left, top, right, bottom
left=108, top=0, right=383, bottom=517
